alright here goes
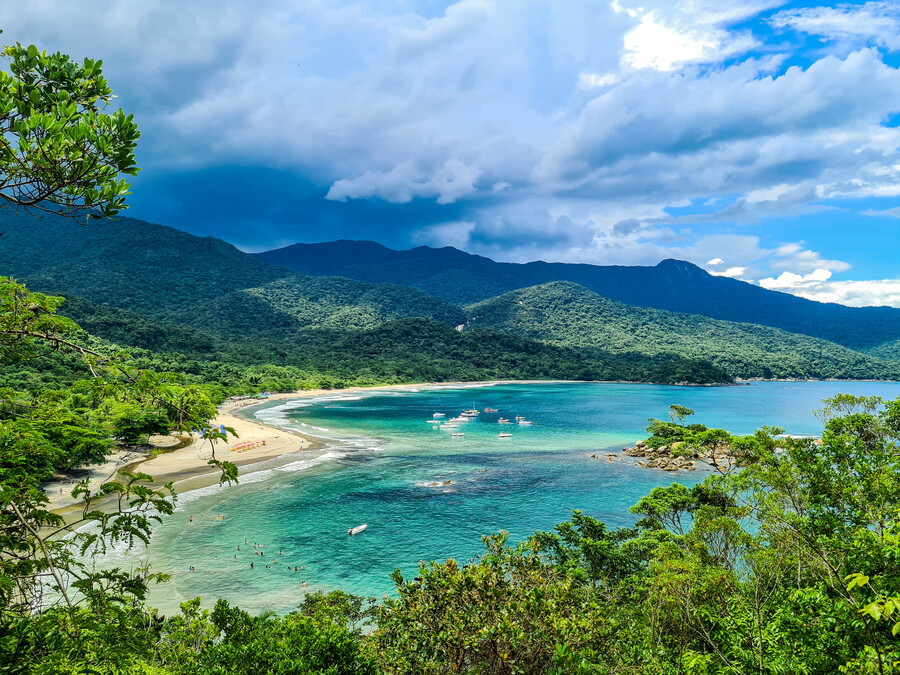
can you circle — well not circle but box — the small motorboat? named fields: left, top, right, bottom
left=498, top=418, right=510, bottom=423
left=433, top=413, right=446, bottom=418
left=498, top=432, right=512, bottom=438
left=518, top=420, right=533, bottom=425
left=348, top=524, right=367, bottom=535
left=460, top=409, right=480, bottom=417
left=440, top=423, right=459, bottom=429
left=427, top=420, right=441, bottom=424
left=514, top=415, right=525, bottom=420
left=450, top=432, right=465, bottom=437
left=484, top=408, right=499, bottom=412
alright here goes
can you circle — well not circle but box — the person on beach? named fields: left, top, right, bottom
left=250, top=562, right=254, bottom=568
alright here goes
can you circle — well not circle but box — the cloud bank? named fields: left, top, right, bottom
left=2, top=0, right=899, bottom=306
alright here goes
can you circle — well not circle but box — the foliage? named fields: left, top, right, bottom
left=255, top=240, right=900, bottom=352
left=373, top=532, right=625, bottom=674
left=466, top=281, right=900, bottom=380
left=0, top=42, right=139, bottom=219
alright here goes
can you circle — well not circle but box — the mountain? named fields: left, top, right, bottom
left=465, top=282, right=900, bottom=380
left=0, top=211, right=464, bottom=338
left=254, top=241, right=900, bottom=353
left=1, top=210, right=896, bottom=385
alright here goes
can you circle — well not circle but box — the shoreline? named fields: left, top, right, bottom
left=45, top=380, right=537, bottom=514
left=45, top=377, right=895, bottom=515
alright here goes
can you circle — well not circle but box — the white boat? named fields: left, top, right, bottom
left=498, top=418, right=510, bottom=423
left=518, top=420, right=533, bottom=425
left=450, top=432, right=465, bottom=437
left=514, top=415, right=525, bottom=420
left=498, top=432, right=512, bottom=438
left=484, top=408, right=499, bottom=412
left=348, top=524, right=367, bottom=535
left=433, top=413, right=445, bottom=418
left=460, top=409, right=480, bottom=417
left=440, top=423, right=459, bottom=429
left=427, top=420, right=441, bottom=424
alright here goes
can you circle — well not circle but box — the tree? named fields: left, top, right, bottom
left=0, top=41, right=139, bottom=220
left=668, top=404, right=694, bottom=426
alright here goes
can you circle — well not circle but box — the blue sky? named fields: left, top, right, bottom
left=4, top=1, right=900, bottom=306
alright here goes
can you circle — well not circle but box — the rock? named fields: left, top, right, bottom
left=635, top=440, right=646, bottom=448
left=443, top=480, right=452, bottom=485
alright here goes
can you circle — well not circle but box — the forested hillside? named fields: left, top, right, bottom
left=0, top=211, right=464, bottom=339
left=465, top=282, right=900, bottom=380
left=255, top=240, right=900, bottom=352
left=1, top=210, right=897, bottom=383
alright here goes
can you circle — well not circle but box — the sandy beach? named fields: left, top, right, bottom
left=45, top=381, right=520, bottom=513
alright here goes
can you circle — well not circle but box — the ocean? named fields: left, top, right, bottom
left=92, top=380, right=900, bottom=616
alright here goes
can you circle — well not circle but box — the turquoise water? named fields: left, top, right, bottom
left=97, top=381, right=900, bottom=616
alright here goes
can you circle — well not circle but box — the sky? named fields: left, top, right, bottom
left=3, top=0, right=900, bottom=307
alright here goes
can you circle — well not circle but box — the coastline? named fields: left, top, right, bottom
left=45, top=377, right=892, bottom=516
left=45, top=380, right=541, bottom=514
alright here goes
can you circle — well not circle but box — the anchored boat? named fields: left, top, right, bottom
left=348, top=524, right=367, bottom=535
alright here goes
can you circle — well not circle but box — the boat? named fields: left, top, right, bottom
left=440, top=423, right=459, bottom=429
left=498, top=418, right=510, bottom=423
left=427, top=420, right=440, bottom=424
left=514, top=415, right=525, bottom=420
left=460, top=409, right=480, bottom=417
left=432, top=413, right=445, bottom=418
left=484, top=408, right=499, bottom=412
left=347, top=524, right=367, bottom=535
left=518, top=420, right=533, bottom=425
left=498, top=432, right=512, bottom=438
left=450, top=432, right=465, bottom=437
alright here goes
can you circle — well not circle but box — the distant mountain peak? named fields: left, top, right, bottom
left=655, top=259, right=709, bottom=277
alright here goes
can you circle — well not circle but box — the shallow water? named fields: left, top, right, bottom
left=93, top=380, right=900, bottom=616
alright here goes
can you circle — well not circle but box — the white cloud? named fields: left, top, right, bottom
left=757, top=268, right=900, bottom=307
left=620, top=11, right=754, bottom=71
left=759, top=268, right=833, bottom=289
left=614, top=0, right=784, bottom=71
left=862, top=206, right=900, bottom=218
left=707, top=257, right=724, bottom=265
left=772, top=2, right=900, bottom=52
left=326, top=159, right=480, bottom=204
left=578, top=71, right=618, bottom=89
left=710, top=266, right=748, bottom=278
left=762, top=277, right=900, bottom=308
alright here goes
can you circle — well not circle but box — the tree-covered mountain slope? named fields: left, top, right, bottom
left=465, top=282, right=900, bottom=380
left=255, top=240, right=900, bottom=352
left=0, top=211, right=463, bottom=337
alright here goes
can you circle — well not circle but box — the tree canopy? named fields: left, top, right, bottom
left=0, top=40, right=139, bottom=220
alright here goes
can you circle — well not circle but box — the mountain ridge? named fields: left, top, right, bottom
left=253, top=240, right=900, bottom=352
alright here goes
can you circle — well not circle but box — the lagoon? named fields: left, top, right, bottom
left=100, top=380, right=900, bottom=616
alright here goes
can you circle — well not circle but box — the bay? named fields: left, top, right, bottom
left=101, top=380, right=900, bottom=616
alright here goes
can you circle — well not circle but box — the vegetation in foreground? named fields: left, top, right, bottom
left=2, top=277, right=899, bottom=673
